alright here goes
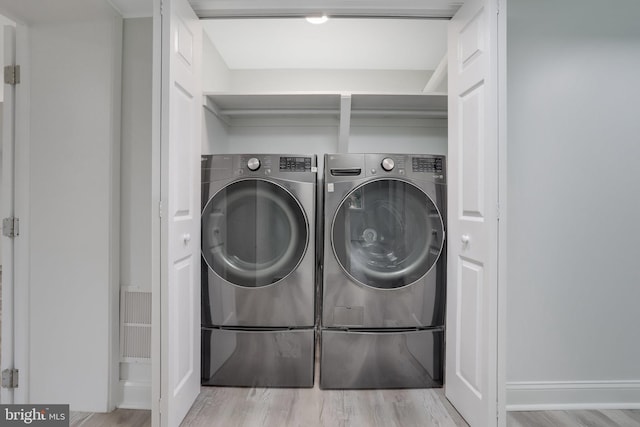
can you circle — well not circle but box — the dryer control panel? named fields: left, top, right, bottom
left=412, top=156, right=444, bottom=173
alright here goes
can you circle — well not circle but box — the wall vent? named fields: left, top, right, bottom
left=120, top=289, right=152, bottom=361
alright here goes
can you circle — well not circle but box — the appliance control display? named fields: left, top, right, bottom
left=279, top=156, right=312, bottom=172
left=412, top=157, right=443, bottom=173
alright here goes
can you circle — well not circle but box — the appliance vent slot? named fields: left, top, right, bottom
left=120, top=289, right=152, bottom=361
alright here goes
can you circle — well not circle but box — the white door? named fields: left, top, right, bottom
left=1, top=24, right=16, bottom=405
left=157, top=0, right=202, bottom=425
left=446, top=0, right=500, bottom=426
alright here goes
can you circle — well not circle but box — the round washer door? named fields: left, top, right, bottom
left=332, top=179, right=444, bottom=289
left=202, top=179, right=308, bottom=288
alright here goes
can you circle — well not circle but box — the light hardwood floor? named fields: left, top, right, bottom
left=182, top=386, right=466, bottom=427
left=70, top=386, right=466, bottom=427
left=70, top=390, right=640, bottom=427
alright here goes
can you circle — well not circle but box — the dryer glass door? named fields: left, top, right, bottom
left=332, top=179, right=444, bottom=289
left=202, top=179, right=308, bottom=288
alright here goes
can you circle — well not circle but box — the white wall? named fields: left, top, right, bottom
left=228, top=69, right=434, bottom=93
left=202, top=30, right=230, bottom=92
left=349, top=117, right=447, bottom=155
left=201, top=29, right=435, bottom=94
left=506, top=0, right=640, bottom=409
left=121, top=18, right=152, bottom=294
left=28, top=13, right=122, bottom=411
left=119, top=17, right=152, bottom=409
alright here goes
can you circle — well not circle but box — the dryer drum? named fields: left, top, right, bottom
left=332, top=179, right=444, bottom=289
left=201, top=179, right=308, bottom=288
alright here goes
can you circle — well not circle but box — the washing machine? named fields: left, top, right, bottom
left=320, top=153, right=446, bottom=389
left=201, top=154, right=316, bottom=387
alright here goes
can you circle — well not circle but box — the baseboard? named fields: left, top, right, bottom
left=118, top=380, right=151, bottom=410
left=506, top=380, right=640, bottom=411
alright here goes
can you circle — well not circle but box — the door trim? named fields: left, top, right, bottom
left=13, top=23, right=30, bottom=405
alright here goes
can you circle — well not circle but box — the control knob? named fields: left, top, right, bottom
left=247, top=157, right=261, bottom=171
left=381, top=157, right=395, bottom=171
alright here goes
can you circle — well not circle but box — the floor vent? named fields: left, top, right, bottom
left=121, top=289, right=152, bottom=361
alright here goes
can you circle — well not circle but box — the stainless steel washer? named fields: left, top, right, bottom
left=201, top=154, right=316, bottom=387
left=320, top=153, right=446, bottom=389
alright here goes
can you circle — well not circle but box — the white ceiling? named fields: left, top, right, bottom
left=0, top=0, right=120, bottom=24
left=107, top=0, right=153, bottom=18
left=105, top=0, right=461, bottom=20
left=0, top=0, right=448, bottom=72
left=203, top=18, right=448, bottom=70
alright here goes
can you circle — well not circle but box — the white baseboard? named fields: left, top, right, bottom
left=506, top=380, right=640, bottom=411
left=118, top=380, right=151, bottom=410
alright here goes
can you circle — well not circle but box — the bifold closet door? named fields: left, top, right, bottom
left=156, top=0, right=202, bottom=425
left=446, top=0, right=501, bottom=426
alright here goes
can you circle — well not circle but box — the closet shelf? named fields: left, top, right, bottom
left=204, top=92, right=448, bottom=119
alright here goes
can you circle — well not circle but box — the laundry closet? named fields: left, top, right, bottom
left=157, top=0, right=500, bottom=425
left=198, top=16, right=449, bottom=390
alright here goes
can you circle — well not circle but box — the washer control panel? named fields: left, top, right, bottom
left=279, top=156, right=313, bottom=172
left=360, top=154, right=445, bottom=183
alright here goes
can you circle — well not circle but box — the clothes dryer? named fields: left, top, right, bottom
left=320, top=153, right=446, bottom=389
left=201, top=154, right=316, bottom=387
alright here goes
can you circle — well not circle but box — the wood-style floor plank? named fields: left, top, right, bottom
left=70, top=409, right=150, bottom=427
left=67, top=396, right=640, bottom=427
left=179, top=386, right=468, bottom=427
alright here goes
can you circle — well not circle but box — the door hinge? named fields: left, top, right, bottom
left=2, top=217, right=19, bottom=238
left=1, top=369, right=19, bottom=388
left=496, top=203, right=501, bottom=221
left=4, top=65, right=20, bottom=85
left=159, top=201, right=163, bottom=218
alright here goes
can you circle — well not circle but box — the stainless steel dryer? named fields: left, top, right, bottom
left=201, top=154, right=316, bottom=387
left=320, top=153, right=446, bottom=389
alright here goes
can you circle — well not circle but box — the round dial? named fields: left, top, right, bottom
left=247, top=157, right=261, bottom=171
left=381, top=157, right=395, bottom=171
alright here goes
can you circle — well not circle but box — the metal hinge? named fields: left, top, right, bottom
left=4, top=65, right=20, bottom=85
left=2, top=217, right=19, bottom=238
left=1, top=369, right=19, bottom=388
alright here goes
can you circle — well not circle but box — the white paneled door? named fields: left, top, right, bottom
left=158, top=0, right=202, bottom=425
left=446, top=0, right=500, bottom=426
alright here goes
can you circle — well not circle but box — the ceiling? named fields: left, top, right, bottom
left=0, top=0, right=449, bottom=72
left=105, top=0, right=450, bottom=72
left=104, top=0, right=460, bottom=20
left=202, top=18, right=448, bottom=71
left=0, top=0, right=120, bottom=24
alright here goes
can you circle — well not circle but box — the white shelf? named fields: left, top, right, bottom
left=350, top=93, right=447, bottom=118
left=204, top=93, right=342, bottom=118
left=203, top=92, right=448, bottom=119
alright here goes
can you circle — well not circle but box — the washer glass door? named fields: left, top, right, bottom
left=202, top=179, right=308, bottom=288
left=332, top=179, right=444, bottom=289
